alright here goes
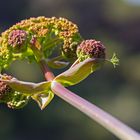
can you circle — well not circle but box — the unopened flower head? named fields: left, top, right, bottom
left=0, top=74, right=30, bottom=109
left=0, top=75, right=13, bottom=100
left=8, top=30, right=27, bottom=52
left=0, top=16, right=81, bottom=66
left=1, top=17, right=79, bottom=47
left=76, top=39, right=106, bottom=61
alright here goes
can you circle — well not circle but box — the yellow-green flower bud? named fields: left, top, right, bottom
left=0, top=77, right=13, bottom=100
left=61, top=33, right=82, bottom=62
left=0, top=38, right=12, bottom=70
left=6, top=91, right=30, bottom=109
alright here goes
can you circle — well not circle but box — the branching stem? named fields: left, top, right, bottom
left=39, top=59, right=55, bottom=81
left=51, top=81, right=140, bottom=140
left=39, top=59, right=140, bottom=140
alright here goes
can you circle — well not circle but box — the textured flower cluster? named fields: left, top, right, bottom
left=8, top=30, right=27, bottom=52
left=0, top=16, right=107, bottom=71
left=0, top=17, right=111, bottom=109
left=0, top=37, right=12, bottom=70
left=0, top=74, right=30, bottom=109
left=0, top=75, right=13, bottom=99
left=77, top=39, right=106, bottom=61
left=0, top=16, right=82, bottom=70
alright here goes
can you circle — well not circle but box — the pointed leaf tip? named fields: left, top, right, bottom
left=110, top=53, right=119, bottom=68
left=32, top=91, right=54, bottom=110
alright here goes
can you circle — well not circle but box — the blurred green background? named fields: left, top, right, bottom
left=0, top=0, right=140, bottom=140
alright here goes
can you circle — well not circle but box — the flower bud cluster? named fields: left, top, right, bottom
left=8, top=30, right=27, bottom=52
left=6, top=91, right=30, bottom=109
left=62, top=34, right=82, bottom=61
left=0, top=45, right=12, bottom=69
left=0, top=16, right=82, bottom=70
left=0, top=74, right=30, bottom=109
left=0, top=75, right=13, bottom=99
left=76, top=39, right=106, bottom=61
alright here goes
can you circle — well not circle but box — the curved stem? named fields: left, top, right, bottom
left=39, top=60, right=140, bottom=140
left=39, top=59, right=55, bottom=81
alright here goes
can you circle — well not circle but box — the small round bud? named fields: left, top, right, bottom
left=76, top=39, right=105, bottom=61
left=8, top=30, right=27, bottom=52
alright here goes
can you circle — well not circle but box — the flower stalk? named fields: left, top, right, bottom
left=39, top=61, right=140, bottom=140
left=51, top=81, right=140, bottom=140
left=39, top=59, right=55, bottom=81
left=0, top=16, right=139, bottom=140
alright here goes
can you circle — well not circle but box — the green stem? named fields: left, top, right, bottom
left=39, top=60, right=140, bottom=140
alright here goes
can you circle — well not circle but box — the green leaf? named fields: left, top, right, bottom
left=0, top=75, right=54, bottom=109
left=31, top=90, right=54, bottom=110
left=47, top=56, right=69, bottom=69
left=0, top=75, right=51, bottom=94
left=54, top=58, right=104, bottom=87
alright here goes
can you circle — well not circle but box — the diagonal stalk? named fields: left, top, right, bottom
left=39, top=59, right=140, bottom=140
left=51, top=81, right=140, bottom=140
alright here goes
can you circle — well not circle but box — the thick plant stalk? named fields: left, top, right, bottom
left=39, top=60, right=140, bottom=140
left=51, top=81, right=140, bottom=140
